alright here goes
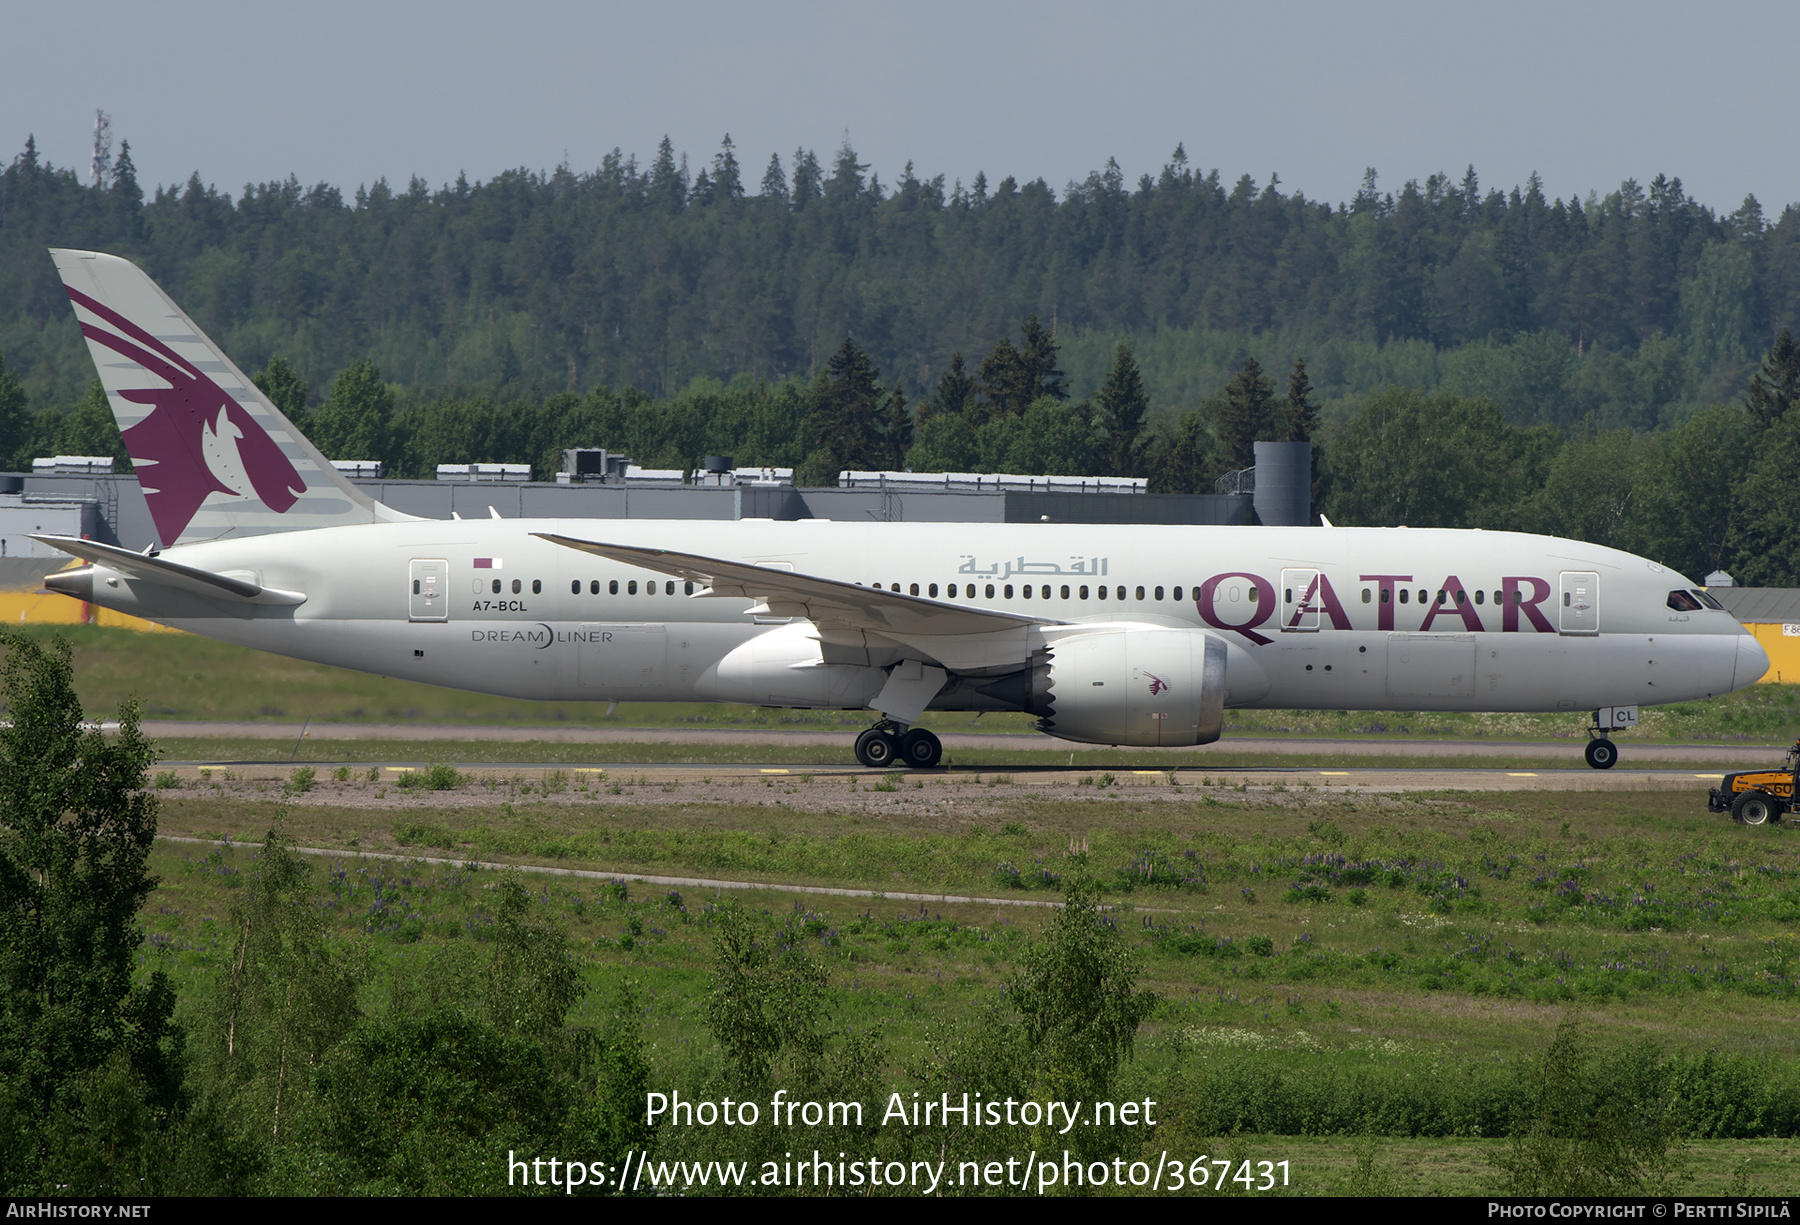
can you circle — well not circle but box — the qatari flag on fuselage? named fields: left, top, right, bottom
left=473, top=558, right=503, bottom=569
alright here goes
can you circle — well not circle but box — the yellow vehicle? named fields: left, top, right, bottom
left=1708, top=740, right=1800, bottom=825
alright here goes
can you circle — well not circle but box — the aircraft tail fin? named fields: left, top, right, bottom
left=48, top=248, right=417, bottom=547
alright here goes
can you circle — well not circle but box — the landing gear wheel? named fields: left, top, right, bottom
left=854, top=727, right=899, bottom=768
left=1732, top=790, right=1777, bottom=826
left=1584, top=738, right=1618, bottom=770
left=898, top=728, right=943, bottom=769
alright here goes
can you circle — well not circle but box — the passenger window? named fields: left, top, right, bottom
left=609, top=580, right=618, bottom=595
left=666, top=581, right=676, bottom=595
left=1116, top=586, right=1126, bottom=600
left=492, top=579, right=502, bottom=594
left=910, top=583, right=919, bottom=596
left=1417, top=589, right=1427, bottom=604
left=985, top=584, right=995, bottom=598
left=1004, top=584, right=1014, bottom=599
left=1135, top=586, right=1145, bottom=601
left=1154, top=586, right=1164, bottom=601
left=1474, top=589, right=1484, bottom=605
left=1380, top=588, right=1390, bottom=604
left=1454, top=590, right=1464, bottom=605
left=1041, top=585, right=1050, bottom=599
left=1362, top=588, right=1371, bottom=604
left=571, top=580, right=580, bottom=595
left=1173, top=586, right=1183, bottom=601
left=1248, top=586, right=1258, bottom=602
left=628, top=581, right=638, bottom=595
left=1097, top=585, right=1108, bottom=600
left=413, top=580, right=420, bottom=594
left=1435, top=590, right=1445, bottom=605
left=1399, top=590, right=1409, bottom=604
left=929, top=583, right=938, bottom=597
left=1285, top=588, right=1293, bottom=603
left=1493, top=591, right=1502, bottom=605
left=1079, top=585, right=1089, bottom=600
left=685, top=581, right=694, bottom=595
left=532, top=579, right=542, bottom=595
left=1021, top=585, right=1031, bottom=599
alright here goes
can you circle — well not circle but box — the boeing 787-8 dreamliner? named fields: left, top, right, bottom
left=33, top=250, right=1769, bottom=769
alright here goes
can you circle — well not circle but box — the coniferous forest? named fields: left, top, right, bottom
left=3, top=134, right=1800, bottom=582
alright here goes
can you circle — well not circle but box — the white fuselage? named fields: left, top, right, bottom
left=65, top=518, right=1763, bottom=722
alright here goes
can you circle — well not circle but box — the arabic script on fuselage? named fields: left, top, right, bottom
left=957, top=555, right=1109, bottom=579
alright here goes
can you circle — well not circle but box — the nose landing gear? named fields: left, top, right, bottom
left=1584, top=736, right=1618, bottom=770
left=1583, top=706, right=1637, bottom=770
left=854, top=720, right=942, bottom=769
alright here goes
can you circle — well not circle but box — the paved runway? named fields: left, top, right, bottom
left=141, top=720, right=1788, bottom=767
left=153, top=757, right=1737, bottom=795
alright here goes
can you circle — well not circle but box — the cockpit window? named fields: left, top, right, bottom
left=1692, top=589, right=1725, bottom=611
left=1667, top=590, right=1703, bottom=612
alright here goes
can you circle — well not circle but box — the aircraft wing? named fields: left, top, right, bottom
left=33, top=535, right=306, bottom=606
left=534, top=533, right=1064, bottom=637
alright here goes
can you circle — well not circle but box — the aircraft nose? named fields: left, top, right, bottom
left=1734, top=633, right=1771, bottom=689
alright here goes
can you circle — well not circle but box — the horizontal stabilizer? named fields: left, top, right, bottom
left=34, top=536, right=305, bottom=606
left=534, top=533, right=1062, bottom=637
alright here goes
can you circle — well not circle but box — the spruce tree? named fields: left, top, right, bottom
left=1283, top=356, right=1319, bottom=441
left=759, top=153, right=787, bottom=202
left=710, top=134, right=743, bottom=201
left=1746, top=328, right=1800, bottom=430
left=790, top=149, right=822, bottom=210
left=1216, top=356, right=1274, bottom=471
left=802, top=337, right=883, bottom=479
left=925, top=352, right=976, bottom=424
left=881, top=379, right=914, bottom=469
left=1095, top=340, right=1149, bottom=476
left=1016, top=314, right=1068, bottom=404
left=976, top=337, right=1029, bottom=424
left=978, top=315, right=1068, bottom=422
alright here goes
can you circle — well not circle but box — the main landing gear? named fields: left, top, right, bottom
left=1583, top=705, right=1638, bottom=770
left=854, top=719, right=943, bottom=769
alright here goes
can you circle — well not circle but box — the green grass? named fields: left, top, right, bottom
left=130, top=781, right=1800, bottom=1194
left=151, top=786, right=1800, bottom=1057
left=23, top=622, right=1800, bottom=743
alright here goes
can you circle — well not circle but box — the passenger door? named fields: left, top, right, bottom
left=1281, top=568, right=1320, bottom=632
left=409, top=559, right=448, bottom=622
left=1559, top=571, right=1599, bottom=635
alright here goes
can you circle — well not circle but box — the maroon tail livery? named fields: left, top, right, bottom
left=65, top=285, right=305, bottom=545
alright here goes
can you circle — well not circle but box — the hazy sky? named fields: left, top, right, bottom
left=7, top=2, right=1796, bottom=215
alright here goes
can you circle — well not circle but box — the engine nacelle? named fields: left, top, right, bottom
left=1034, top=626, right=1229, bottom=747
left=710, top=621, right=885, bottom=708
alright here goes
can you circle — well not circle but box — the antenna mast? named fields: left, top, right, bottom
left=90, top=110, right=112, bottom=188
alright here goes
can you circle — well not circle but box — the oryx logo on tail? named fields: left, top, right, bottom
left=65, top=286, right=305, bottom=545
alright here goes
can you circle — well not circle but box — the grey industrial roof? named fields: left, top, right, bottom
left=1710, top=587, right=1800, bottom=624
